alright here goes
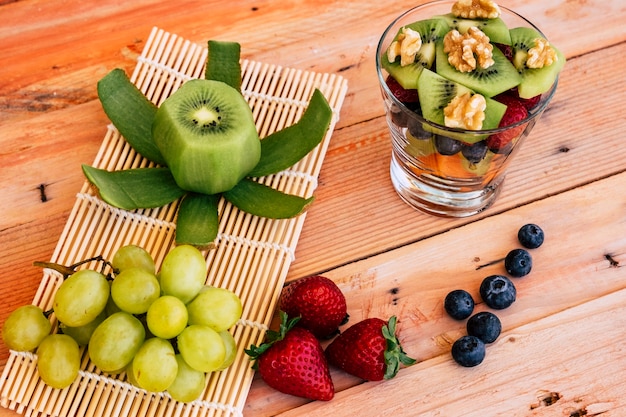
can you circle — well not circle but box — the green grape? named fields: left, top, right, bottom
left=88, top=312, right=145, bottom=373
left=54, top=269, right=110, bottom=327
left=177, top=324, right=225, bottom=373
left=186, top=286, right=242, bottom=332
left=216, top=330, right=237, bottom=371
left=167, top=354, right=206, bottom=403
left=124, top=360, right=139, bottom=387
left=2, top=305, right=51, bottom=352
left=159, top=245, right=206, bottom=303
left=36, top=334, right=80, bottom=389
left=132, top=337, right=178, bottom=392
left=60, top=310, right=106, bottom=346
left=111, top=267, right=160, bottom=314
left=105, top=283, right=122, bottom=316
left=112, top=244, right=155, bottom=275
left=146, top=295, right=188, bottom=339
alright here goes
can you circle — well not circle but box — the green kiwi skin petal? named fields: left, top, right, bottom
left=152, top=79, right=261, bottom=195
left=223, top=179, right=314, bottom=219
left=436, top=14, right=512, bottom=45
left=175, top=193, right=220, bottom=249
left=435, top=41, right=522, bottom=98
left=205, top=40, right=242, bottom=92
left=82, top=165, right=186, bottom=210
left=247, top=89, right=332, bottom=178
left=510, top=27, right=566, bottom=99
left=97, top=69, right=166, bottom=166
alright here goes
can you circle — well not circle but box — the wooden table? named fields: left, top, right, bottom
left=2, top=0, right=625, bottom=416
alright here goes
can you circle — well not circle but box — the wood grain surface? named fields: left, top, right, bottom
left=1, top=0, right=625, bottom=416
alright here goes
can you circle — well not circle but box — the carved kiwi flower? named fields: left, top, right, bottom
left=387, top=27, right=423, bottom=67
left=444, top=27, right=495, bottom=72
left=452, top=0, right=501, bottom=19
left=443, top=92, right=487, bottom=130
left=83, top=41, right=333, bottom=248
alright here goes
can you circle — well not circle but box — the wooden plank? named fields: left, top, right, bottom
left=243, top=171, right=626, bottom=416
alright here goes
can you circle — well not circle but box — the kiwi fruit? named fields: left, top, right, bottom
left=510, top=27, right=566, bottom=99
left=152, top=79, right=260, bottom=195
left=435, top=40, right=522, bottom=97
left=417, top=68, right=507, bottom=143
left=436, top=13, right=512, bottom=45
left=382, top=18, right=450, bottom=89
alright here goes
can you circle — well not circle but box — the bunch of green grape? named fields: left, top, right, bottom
left=1, top=244, right=243, bottom=403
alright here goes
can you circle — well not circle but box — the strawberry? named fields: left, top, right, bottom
left=507, top=87, right=542, bottom=111
left=245, top=312, right=334, bottom=401
left=279, top=275, right=348, bottom=339
left=495, top=43, right=514, bottom=63
left=385, top=76, right=419, bottom=104
left=325, top=316, right=416, bottom=381
left=487, top=94, right=529, bottom=151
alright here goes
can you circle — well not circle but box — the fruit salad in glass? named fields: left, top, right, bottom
left=376, top=0, right=565, bottom=217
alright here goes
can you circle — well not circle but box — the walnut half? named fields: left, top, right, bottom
left=443, top=92, right=487, bottom=130
left=443, top=27, right=494, bottom=73
left=452, top=0, right=501, bottom=19
left=526, top=38, right=558, bottom=68
left=387, top=27, right=423, bottom=67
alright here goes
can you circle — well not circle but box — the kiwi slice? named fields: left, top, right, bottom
left=152, top=79, right=261, bottom=195
left=417, top=68, right=507, bottom=143
left=382, top=18, right=449, bottom=89
left=436, top=13, right=512, bottom=45
left=435, top=40, right=522, bottom=97
left=510, top=27, right=566, bottom=99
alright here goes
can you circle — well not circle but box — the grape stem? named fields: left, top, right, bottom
left=33, top=256, right=114, bottom=278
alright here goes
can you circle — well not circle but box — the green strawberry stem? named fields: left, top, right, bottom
left=383, top=316, right=417, bottom=379
left=245, top=311, right=300, bottom=370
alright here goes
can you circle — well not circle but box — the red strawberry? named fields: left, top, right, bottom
left=495, top=43, right=514, bottom=63
left=325, top=316, right=416, bottom=381
left=507, top=87, right=542, bottom=111
left=246, top=312, right=334, bottom=401
left=385, top=76, right=419, bottom=104
left=487, top=94, right=529, bottom=151
left=279, top=275, right=348, bottom=339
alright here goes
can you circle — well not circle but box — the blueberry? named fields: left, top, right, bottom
left=451, top=335, right=486, bottom=367
left=435, top=135, right=462, bottom=155
left=518, top=224, right=544, bottom=249
left=444, top=289, right=475, bottom=320
left=389, top=103, right=409, bottom=128
left=461, top=140, right=489, bottom=164
left=407, top=117, right=433, bottom=140
left=479, top=275, right=516, bottom=309
left=504, top=248, right=532, bottom=277
left=467, top=311, right=501, bottom=343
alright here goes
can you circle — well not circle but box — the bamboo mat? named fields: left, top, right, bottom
left=0, top=27, right=348, bottom=417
